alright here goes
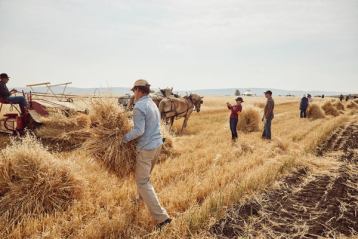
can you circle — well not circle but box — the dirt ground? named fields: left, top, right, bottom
left=211, top=121, right=358, bottom=238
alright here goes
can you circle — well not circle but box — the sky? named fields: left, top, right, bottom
left=0, top=0, right=357, bottom=92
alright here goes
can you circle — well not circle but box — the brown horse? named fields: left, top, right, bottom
left=127, top=94, right=164, bottom=110
left=159, top=93, right=203, bottom=132
left=151, top=94, right=164, bottom=107
left=160, top=87, right=174, bottom=97
left=118, top=94, right=132, bottom=109
left=159, top=87, right=180, bottom=98
left=127, top=88, right=177, bottom=110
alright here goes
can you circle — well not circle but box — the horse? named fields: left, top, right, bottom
left=125, top=88, right=178, bottom=110
left=159, top=87, right=180, bottom=98
left=159, top=93, right=203, bottom=133
left=118, top=94, right=132, bottom=110
left=160, top=87, right=174, bottom=97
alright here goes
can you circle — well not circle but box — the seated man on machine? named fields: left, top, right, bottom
left=0, top=73, right=28, bottom=114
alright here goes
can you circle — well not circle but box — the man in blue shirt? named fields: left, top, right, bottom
left=123, top=79, right=171, bottom=229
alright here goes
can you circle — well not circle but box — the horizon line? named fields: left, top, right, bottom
left=16, top=85, right=356, bottom=94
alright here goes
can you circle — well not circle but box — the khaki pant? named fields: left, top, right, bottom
left=135, top=146, right=169, bottom=223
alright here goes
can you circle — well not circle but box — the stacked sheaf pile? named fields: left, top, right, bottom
left=0, top=135, right=83, bottom=226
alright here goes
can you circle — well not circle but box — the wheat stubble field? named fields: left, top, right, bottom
left=0, top=96, right=357, bottom=238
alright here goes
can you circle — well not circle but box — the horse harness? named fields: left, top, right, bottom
left=163, top=95, right=194, bottom=118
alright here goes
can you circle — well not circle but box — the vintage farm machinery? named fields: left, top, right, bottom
left=0, top=92, right=46, bottom=135
left=0, top=82, right=89, bottom=135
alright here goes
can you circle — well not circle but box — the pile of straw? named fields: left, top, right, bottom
left=39, top=113, right=83, bottom=130
left=84, top=100, right=137, bottom=177
left=307, top=104, right=325, bottom=119
left=0, top=135, right=82, bottom=225
left=76, top=114, right=91, bottom=128
left=347, top=101, right=358, bottom=109
left=158, top=124, right=177, bottom=162
left=253, top=102, right=265, bottom=108
left=237, top=108, right=260, bottom=132
left=35, top=113, right=91, bottom=151
left=321, top=102, right=339, bottom=116
left=333, top=101, right=345, bottom=111
left=0, top=136, right=10, bottom=150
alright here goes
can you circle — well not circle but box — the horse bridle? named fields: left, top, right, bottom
left=188, top=95, right=201, bottom=112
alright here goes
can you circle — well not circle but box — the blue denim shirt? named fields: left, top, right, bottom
left=123, top=95, right=163, bottom=150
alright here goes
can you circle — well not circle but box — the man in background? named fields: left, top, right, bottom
left=123, top=79, right=171, bottom=230
left=307, top=94, right=312, bottom=102
left=226, top=97, right=244, bottom=142
left=300, top=94, right=309, bottom=118
left=262, top=90, right=274, bottom=140
left=0, top=73, right=28, bottom=114
left=339, top=94, right=344, bottom=102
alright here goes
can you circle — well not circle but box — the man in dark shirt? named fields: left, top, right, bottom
left=300, top=95, right=309, bottom=118
left=0, top=73, right=28, bottom=114
left=339, top=94, right=344, bottom=102
left=227, top=97, right=243, bottom=142
left=262, top=90, right=274, bottom=140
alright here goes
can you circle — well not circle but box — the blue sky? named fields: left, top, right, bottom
left=0, top=0, right=357, bottom=92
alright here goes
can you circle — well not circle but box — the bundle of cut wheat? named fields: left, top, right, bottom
left=76, top=114, right=91, bottom=128
left=333, top=101, right=345, bottom=111
left=237, top=108, right=260, bottom=132
left=321, top=102, right=339, bottom=116
left=40, top=113, right=80, bottom=131
left=158, top=124, right=177, bottom=162
left=347, top=101, right=358, bottom=109
left=35, top=113, right=91, bottom=150
left=84, top=100, right=137, bottom=177
left=307, top=104, right=325, bottom=119
left=0, top=135, right=82, bottom=226
left=37, top=128, right=91, bottom=151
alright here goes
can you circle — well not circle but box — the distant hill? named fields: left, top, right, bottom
left=19, top=86, right=354, bottom=97
left=182, top=88, right=353, bottom=97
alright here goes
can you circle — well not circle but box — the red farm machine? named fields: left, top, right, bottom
left=0, top=82, right=89, bottom=135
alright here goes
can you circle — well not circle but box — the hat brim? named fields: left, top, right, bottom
left=131, top=84, right=151, bottom=91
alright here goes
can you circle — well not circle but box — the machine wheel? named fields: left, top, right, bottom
left=4, top=117, right=16, bottom=134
